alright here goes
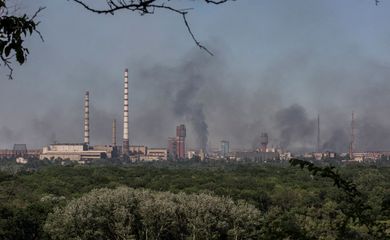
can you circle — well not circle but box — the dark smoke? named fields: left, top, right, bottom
left=31, top=118, right=57, bottom=144
left=134, top=50, right=216, bottom=150
left=0, top=126, right=20, bottom=145
left=357, top=118, right=390, bottom=151
left=274, top=104, right=316, bottom=153
left=172, top=65, right=208, bottom=150
left=4, top=49, right=390, bottom=153
left=322, top=128, right=349, bottom=153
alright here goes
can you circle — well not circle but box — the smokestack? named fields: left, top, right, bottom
left=112, top=119, right=117, bottom=146
left=349, top=111, right=355, bottom=160
left=260, top=132, right=268, bottom=152
left=83, top=91, right=90, bottom=145
left=123, top=69, right=129, bottom=155
left=317, top=114, right=320, bottom=152
left=176, top=124, right=186, bottom=159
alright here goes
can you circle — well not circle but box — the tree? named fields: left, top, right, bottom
left=44, top=187, right=261, bottom=240
left=289, top=158, right=389, bottom=239
left=0, top=0, right=44, bottom=79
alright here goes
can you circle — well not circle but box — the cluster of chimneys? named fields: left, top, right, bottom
left=83, top=69, right=129, bottom=156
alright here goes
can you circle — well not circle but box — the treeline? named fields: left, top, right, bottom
left=0, top=162, right=389, bottom=239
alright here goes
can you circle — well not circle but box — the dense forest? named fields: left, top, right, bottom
left=0, top=160, right=389, bottom=239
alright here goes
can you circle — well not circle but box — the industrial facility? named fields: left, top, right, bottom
left=0, top=144, right=41, bottom=159
left=220, top=140, right=230, bottom=157
left=39, top=90, right=117, bottom=162
left=38, top=68, right=170, bottom=163
left=167, top=124, right=186, bottom=160
left=2, top=68, right=388, bottom=165
left=39, top=143, right=107, bottom=161
left=123, top=68, right=130, bottom=156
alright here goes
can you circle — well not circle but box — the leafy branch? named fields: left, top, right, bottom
left=70, top=0, right=234, bottom=56
left=0, top=0, right=44, bottom=79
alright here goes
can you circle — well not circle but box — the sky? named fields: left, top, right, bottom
left=1, top=0, right=390, bottom=153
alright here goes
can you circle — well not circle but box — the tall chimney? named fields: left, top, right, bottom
left=123, top=69, right=129, bottom=155
left=260, top=132, right=268, bottom=152
left=84, top=91, right=90, bottom=145
left=349, top=111, right=355, bottom=160
left=112, top=119, right=117, bottom=146
left=317, top=114, right=320, bottom=152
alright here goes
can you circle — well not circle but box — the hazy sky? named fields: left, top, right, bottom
left=1, top=0, right=390, bottom=153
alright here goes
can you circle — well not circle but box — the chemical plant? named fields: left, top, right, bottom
left=1, top=69, right=390, bottom=165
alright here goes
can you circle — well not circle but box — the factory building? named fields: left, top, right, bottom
left=39, top=91, right=115, bottom=162
left=234, top=151, right=279, bottom=162
left=0, top=144, right=42, bottom=159
left=129, top=147, right=168, bottom=161
left=167, top=124, right=186, bottom=160
left=39, top=143, right=107, bottom=161
left=348, top=152, right=385, bottom=162
left=130, top=145, right=148, bottom=155
left=93, top=145, right=117, bottom=159
left=220, top=140, right=230, bottom=157
left=145, top=148, right=168, bottom=161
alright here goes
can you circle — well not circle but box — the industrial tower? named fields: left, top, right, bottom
left=123, top=69, right=129, bottom=156
left=176, top=124, right=186, bottom=159
left=83, top=91, right=90, bottom=146
left=317, top=114, right=320, bottom=152
left=349, top=111, right=355, bottom=160
left=260, top=133, right=268, bottom=152
left=112, top=119, right=117, bottom=147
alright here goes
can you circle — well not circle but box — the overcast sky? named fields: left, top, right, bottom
left=1, top=0, right=390, bottom=153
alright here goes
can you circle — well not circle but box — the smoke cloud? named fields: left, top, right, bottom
left=2, top=1, right=390, bottom=154
left=274, top=104, right=316, bottom=152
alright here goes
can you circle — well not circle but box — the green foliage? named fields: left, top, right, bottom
left=0, top=162, right=389, bottom=239
left=290, top=158, right=389, bottom=239
left=0, top=202, right=51, bottom=240
left=44, top=187, right=261, bottom=240
left=0, top=0, right=43, bottom=78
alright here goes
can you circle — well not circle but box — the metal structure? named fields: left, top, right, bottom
left=112, top=119, right=117, bottom=146
left=220, top=140, right=230, bottom=157
left=317, top=114, right=320, bottom=152
left=349, top=111, right=355, bottom=160
left=260, top=132, right=268, bottom=152
left=176, top=124, right=186, bottom=159
left=167, top=137, right=177, bottom=159
left=83, top=91, right=90, bottom=145
left=123, top=69, right=129, bottom=155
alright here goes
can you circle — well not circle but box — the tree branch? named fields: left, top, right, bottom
left=0, top=1, right=45, bottom=79
left=70, top=0, right=234, bottom=55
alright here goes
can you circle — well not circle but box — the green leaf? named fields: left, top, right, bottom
left=15, top=48, right=25, bottom=64
left=4, top=44, right=12, bottom=57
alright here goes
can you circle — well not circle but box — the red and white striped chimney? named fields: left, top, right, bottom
left=84, top=91, right=90, bottom=145
left=123, top=69, right=129, bottom=155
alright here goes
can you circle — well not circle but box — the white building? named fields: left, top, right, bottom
left=40, top=143, right=107, bottom=161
